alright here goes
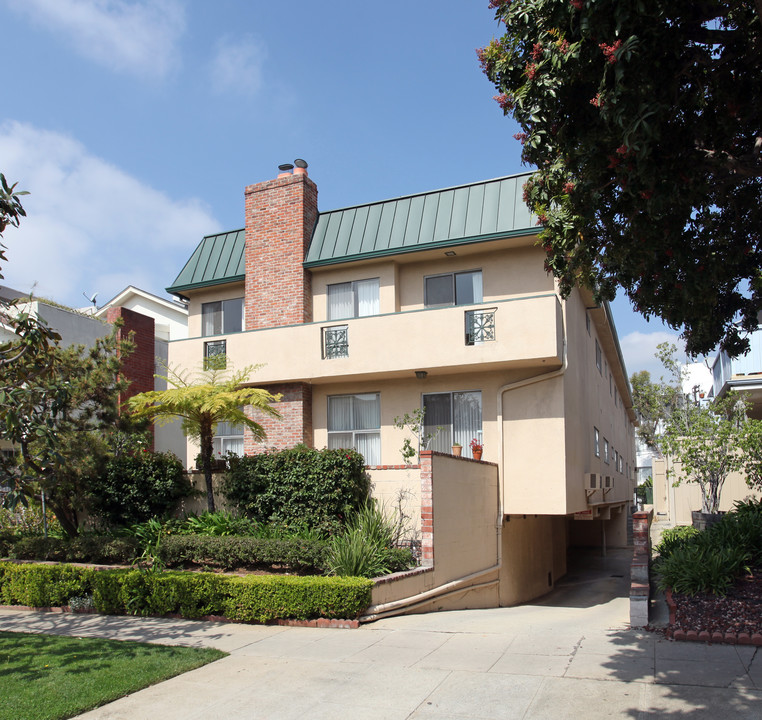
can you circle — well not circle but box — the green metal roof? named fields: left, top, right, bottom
left=167, top=173, right=537, bottom=294
left=167, top=229, right=245, bottom=295
left=304, top=173, right=536, bottom=267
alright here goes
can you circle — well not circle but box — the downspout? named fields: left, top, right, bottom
left=495, top=297, right=569, bottom=571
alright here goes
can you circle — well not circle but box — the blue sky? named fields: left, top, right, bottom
left=0, top=0, right=691, bottom=377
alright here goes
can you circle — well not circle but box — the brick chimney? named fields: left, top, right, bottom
left=243, top=162, right=317, bottom=452
left=244, top=162, right=318, bottom=330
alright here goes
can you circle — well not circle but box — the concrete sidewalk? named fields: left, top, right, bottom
left=1, top=549, right=760, bottom=719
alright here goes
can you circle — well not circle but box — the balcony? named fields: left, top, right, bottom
left=173, top=294, right=562, bottom=385
left=712, top=328, right=762, bottom=399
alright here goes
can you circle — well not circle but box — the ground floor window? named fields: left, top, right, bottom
left=327, top=393, right=381, bottom=465
left=422, top=391, right=482, bottom=453
left=213, top=420, right=244, bottom=457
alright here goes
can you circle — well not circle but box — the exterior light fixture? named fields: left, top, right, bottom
left=415, top=370, right=428, bottom=379
left=445, top=251, right=457, bottom=256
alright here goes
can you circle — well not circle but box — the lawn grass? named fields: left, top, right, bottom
left=0, top=631, right=226, bottom=720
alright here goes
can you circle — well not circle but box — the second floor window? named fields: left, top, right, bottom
left=424, top=270, right=482, bottom=308
left=327, top=278, right=379, bottom=320
left=202, top=297, right=243, bottom=336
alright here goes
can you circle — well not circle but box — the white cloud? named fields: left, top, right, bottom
left=209, top=35, right=266, bottom=95
left=619, top=330, right=685, bottom=380
left=6, top=0, right=186, bottom=78
left=0, top=121, right=221, bottom=306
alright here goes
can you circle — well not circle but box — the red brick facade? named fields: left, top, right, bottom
left=106, top=306, right=155, bottom=404
left=244, top=171, right=317, bottom=330
left=244, top=382, right=313, bottom=453
left=106, top=306, right=156, bottom=447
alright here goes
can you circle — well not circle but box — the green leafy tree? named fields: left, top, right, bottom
left=128, top=360, right=281, bottom=513
left=0, top=327, right=133, bottom=536
left=629, top=344, right=684, bottom=454
left=0, top=174, right=60, bottom=374
left=739, top=420, right=762, bottom=492
left=481, top=1, right=762, bottom=356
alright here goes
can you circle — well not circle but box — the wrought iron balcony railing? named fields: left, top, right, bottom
left=465, top=308, right=497, bottom=346
left=322, top=325, right=349, bottom=359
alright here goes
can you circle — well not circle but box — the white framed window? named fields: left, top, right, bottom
left=585, top=311, right=590, bottom=335
left=422, top=391, right=482, bottom=453
left=202, top=297, right=243, bottom=336
left=594, top=427, right=600, bottom=457
left=213, top=420, right=244, bottom=457
left=604, top=438, right=610, bottom=464
left=595, top=340, right=602, bottom=373
left=424, top=270, right=483, bottom=308
left=327, top=278, right=379, bottom=320
left=327, top=393, right=381, bottom=465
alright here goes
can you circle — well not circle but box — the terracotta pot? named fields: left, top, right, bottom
left=472, top=449, right=483, bottom=461
left=452, top=445, right=462, bottom=457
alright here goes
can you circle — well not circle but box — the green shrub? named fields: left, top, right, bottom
left=223, top=446, right=370, bottom=533
left=0, top=503, right=62, bottom=536
left=90, top=451, right=192, bottom=526
left=654, top=544, right=751, bottom=595
left=655, top=525, right=700, bottom=559
left=654, top=502, right=762, bottom=595
left=157, top=535, right=329, bottom=573
left=0, top=562, right=94, bottom=607
left=8, top=535, right=139, bottom=564
left=180, top=511, right=255, bottom=537
left=326, top=501, right=415, bottom=578
left=0, top=562, right=372, bottom=620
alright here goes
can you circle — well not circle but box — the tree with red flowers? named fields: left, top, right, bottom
left=481, top=0, right=762, bottom=357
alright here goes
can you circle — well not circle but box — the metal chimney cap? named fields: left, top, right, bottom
left=294, top=158, right=308, bottom=169
left=278, top=163, right=294, bottom=171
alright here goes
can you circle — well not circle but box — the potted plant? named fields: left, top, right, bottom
left=470, top=438, right=483, bottom=461
left=452, top=442, right=462, bottom=457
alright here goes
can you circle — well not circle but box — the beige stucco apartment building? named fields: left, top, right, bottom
left=165, top=164, right=637, bottom=611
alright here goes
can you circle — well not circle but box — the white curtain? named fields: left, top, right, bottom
left=202, top=302, right=222, bottom=336
left=423, top=391, right=482, bottom=452
left=328, top=395, right=353, bottom=431
left=453, top=391, right=482, bottom=449
left=328, top=283, right=353, bottom=320
left=355, top=278, right=379, bottom=317
left=327, top=393, right=380, bottom=465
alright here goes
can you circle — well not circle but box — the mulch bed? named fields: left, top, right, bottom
left=664, top=564, right=762, bottom=637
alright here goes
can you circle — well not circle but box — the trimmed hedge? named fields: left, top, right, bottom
left=7, top=536, right=139, bottom=565
left=157, top=535, right=329, bottom=573
left=224, top=446, right=370, bottom=533
left=0, top=562, right=372, bottom=622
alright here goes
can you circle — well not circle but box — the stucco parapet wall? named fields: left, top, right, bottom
left=373, top=565, right=433, bottom=587
left=168, top=294, right=562, bottom=385
left=421, top=450, right=498, bottom=466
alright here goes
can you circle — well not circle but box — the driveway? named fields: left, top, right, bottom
left=0, top=548, right=760, bottom=719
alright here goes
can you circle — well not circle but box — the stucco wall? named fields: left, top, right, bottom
left=499, top=514, right=568, bottom=606
left=652, top=457, right=761, bottom=524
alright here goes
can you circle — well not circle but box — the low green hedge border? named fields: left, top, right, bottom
left=157, top=535, right=329, bottom=573
left=6, top=536, right=140, bottom=565
left=0, top=562, right=372, bottom=622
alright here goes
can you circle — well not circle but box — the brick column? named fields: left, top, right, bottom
left=243, top=382, right=313, bottom=453
left=420, top=450, right=434, bottom=567
left=244, top=170, right=317, bottom=330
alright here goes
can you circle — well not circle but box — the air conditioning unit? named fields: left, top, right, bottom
left=604, top=475, right=611, bottom=488
left=586, top=472, right=598, bottom=489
